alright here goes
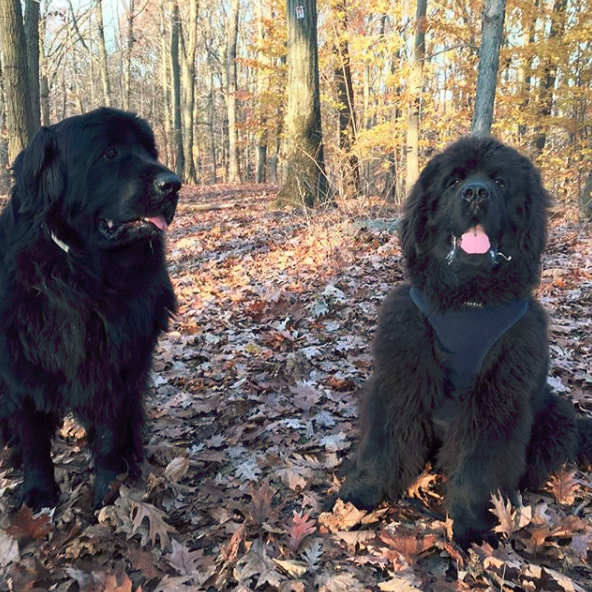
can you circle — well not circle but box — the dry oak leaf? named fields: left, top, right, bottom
left=129, top=498, right=177, bottom=551
left=377, top=575, right=422, bottom=591
left=285, top=511, right=316, bottom=552
left=378, top=530, right=438, bottom=565
left=548, top=468, right=580, bottom=505
left=0, top=529, right=19, bottom=567
left=164, top=456, right=190, bottom=482
left=6, top=505, right=52, bottom=542
left=489, top=492, right=531, bottom=539
left=318, top=499, right=367, bottom=533
left=164, top=539, right=206, bottom=575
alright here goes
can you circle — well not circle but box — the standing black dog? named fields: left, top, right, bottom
left=0, top=108, right=180, bottom=510
left=339, top=136, right=592, bottom=547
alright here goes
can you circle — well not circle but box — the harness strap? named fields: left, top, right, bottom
left=410, top=287, right=529, bottom=426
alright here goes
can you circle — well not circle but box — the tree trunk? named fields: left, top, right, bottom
left=472, top=0, right=506, bottom=136
left=405, top=0, right=427, bottom=191
left=24, top=0, right=40, bottom=128
left=333, top=0, right=359, bottom=199
left=122, top=0, right=135, bottom=111
left=226, top=0, right=240, bottom=183
left=95, top=0, right=112, bottom=107
left=534, top=0, right=567, bottom=154
left=180, top=0, right=198, bottom=184
left=169, top=1, right=184, bottom=178
left=277, top=0, right=328, bottom=207
left=0, top=0, right=36, bottom=162
left=255, top=0, right=268, bottom=183
left=159, top=0, right=171, bottom=166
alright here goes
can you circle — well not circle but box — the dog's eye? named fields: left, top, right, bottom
left=446, top=178, right=460, bottom=189
left=494, top=177, right=505, bottom=188
left=103, top=148, right=118, bottom=160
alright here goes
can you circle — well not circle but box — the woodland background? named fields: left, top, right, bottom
left=0, top=0, right=591, bottom=213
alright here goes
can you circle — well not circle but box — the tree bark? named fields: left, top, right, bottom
left=169, top=1, right=184, bottom=178
left=255, top=0, right=268, bottom=183
left=24, top=0, right=40, bottom=128
left=0, top=0, right=36, bottom=162
left=405, top=0, right=427, bottom=191
left=226, top=0, right=240, bottom=183
left=95, top=0, right=112, bottom=107
left=122, top=0, right=135, bottom=111
left=472, top=0, right=506, bottom=137
left=277, top=0, right=328, bottom=207
left=180, top=0, right=198, bottom=184
left=333, top=0, right=359, bottom=199
left=534, top=0, right=567, bottom=154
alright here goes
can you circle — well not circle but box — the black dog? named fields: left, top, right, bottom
left=0, top=107, right=180, bottom=510
left=340, top=136, right=592, bottom=547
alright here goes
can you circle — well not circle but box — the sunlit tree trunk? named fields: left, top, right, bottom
left=226, top=0, right=240, bottom=183
left=405, top=0, right=426, bottom=190
left=277, top=0, right=328, bottom=207
left=0, top=0, right=36, bottom=162
left=95, top=0, right=112, bottom=107
left=472, top=0, right=506, bottom=136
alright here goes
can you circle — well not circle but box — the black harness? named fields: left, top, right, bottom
left=409, top=287, right=529, bottom=427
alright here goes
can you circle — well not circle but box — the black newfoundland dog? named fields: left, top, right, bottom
left=340, top=136, right=592, bottom=547
left=0, top=108, right=180, bottom=510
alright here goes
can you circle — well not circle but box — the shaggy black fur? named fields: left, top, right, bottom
left=0, top=107, right=180, bottom=510
left=339, top=136, right=592, bottom=547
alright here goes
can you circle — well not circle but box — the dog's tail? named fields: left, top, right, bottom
left=577, top=417, right=592, bottom=467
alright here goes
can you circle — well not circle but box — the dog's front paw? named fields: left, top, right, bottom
left=22, top=473, right=60, bottom=510
left=339, top=470, right=384, bottom=511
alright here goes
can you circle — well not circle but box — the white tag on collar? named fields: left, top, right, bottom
left=50, top=231, right=71, bottom=253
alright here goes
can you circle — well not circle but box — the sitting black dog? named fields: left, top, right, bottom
left=0, top=107, right=180, bottom=509
left=339, top=137, right=592, bottom=547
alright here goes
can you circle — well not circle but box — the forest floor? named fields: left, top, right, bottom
left=0, top=184, right=591, bottom=592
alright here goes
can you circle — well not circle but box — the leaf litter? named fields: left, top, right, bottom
left=0, top=185, right=590, bottom=591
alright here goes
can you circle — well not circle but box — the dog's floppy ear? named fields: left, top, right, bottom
left=13, top=126, right=65, bottom=215
left=400, top=158, right=440, bottom=261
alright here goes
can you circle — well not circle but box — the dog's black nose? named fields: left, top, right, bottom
left=154, top=172, right=181, bottom=195
left=461, top=181, right=491, bottom=203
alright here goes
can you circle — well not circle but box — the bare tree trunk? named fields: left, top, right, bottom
left=472, top=0, right=506, bottom=136
left=208, top=65, right=217, bottom=184
left=0, top=0, right=36, bottom=162
left=277, top=0, right=328, bottom=207
left=226, top=0, right=240, bottom=183
left=169, top=1, right=184, bottom=178
left=180, top=0, right=198, bottom=184
left=95, top=0, right=112, bottom=107
left=160, top=1, right=171, bottom=166
left=122, top=0, right=135, bottom=111
left=255, top=0, right=268, bottom=183
left=333, top=0, right=359, bottom=199
left=405, top=0, right=427, bottom=191
left=24, top=0, right=40, bottom=128
left=534, top=0, right=567, bottom=155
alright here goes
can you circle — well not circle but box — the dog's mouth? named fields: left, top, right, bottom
left=446, top=225, right=512, bottom=266
left=98, top=214, right=171, bottom=244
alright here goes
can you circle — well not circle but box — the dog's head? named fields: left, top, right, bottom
left=12, top=107, right=180, bottom=252
left=400, top=137, right=549, bottom=304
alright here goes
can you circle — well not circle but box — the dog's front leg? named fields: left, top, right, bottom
left=439, top=394, right=532, bottom=548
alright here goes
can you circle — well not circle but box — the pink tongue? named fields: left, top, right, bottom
left=459, top=225, right=491, bottom=254
left=146, top=215, right=168, bottom=231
